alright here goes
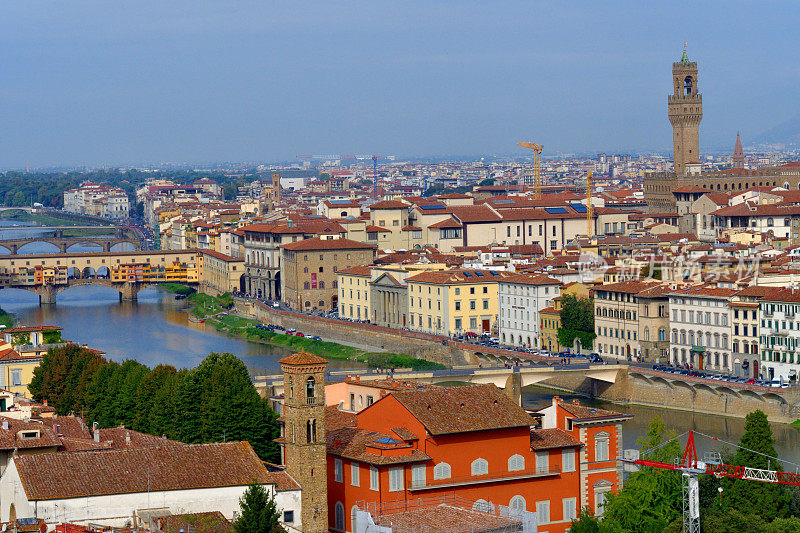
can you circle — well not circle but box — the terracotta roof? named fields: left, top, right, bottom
left=365, top=225, right=392, bottom=232
left=326, top=405, right=358, bottom=431
left=406, top=269, right=511, bottom=285
left=712, top=202, right=800, bottom=218
left=14, top=442, right=273, bottom=500
left=280, top=237, right=377, bottom=251
left=428, top=217, right=462, bottom=229
left=3, top=326, right=61, bottom=333
left=597, top=280, right=660, bottom=294
left=370, top=200, right=408, bottom=209
left=200, top=249, right=242, bottom=262
left=556, top=400, right=632, bottom=423
left=529, top=428, right=583, bottom=450
left=327, top=427, right=431, bottom=465
left=389, top=384, right=533, bottom=435
left=93, top=427, right=181, bottom=449
left=673, top=185, right=711, bottom=193
left=497, top=272, right=562, bottom=286
left=337, top=265, right=373, bottom=276
left=449, top=205, right=502, bottom=223
left=373, top=504, right=521, bottom=533
left=401, top=225, right=422, bottom=231
left=0, top=417, right=61, bottom=451
left=279, top=350, right=329, bottom=366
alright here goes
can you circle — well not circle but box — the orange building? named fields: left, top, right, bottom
left=537, top=396, right=632, bottom=516
left=324, top=382, right=630, bottom=533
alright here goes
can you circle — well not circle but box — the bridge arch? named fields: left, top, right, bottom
left=715, top=385, right=740, bottom=397
left=16, top=241, right=60, bottom=254
left=738, top=389, right=764, bottom=402
left=66, top=242, right=104, bottom=253
left=110, top=241, right=137, bottom=252
left=694, top=383, right=717, bottom=395
left=96, top=266, right=110, bottom=279
left=82, top=266, right=97, bottom=278
left=649, top=376, right=674, bottom=390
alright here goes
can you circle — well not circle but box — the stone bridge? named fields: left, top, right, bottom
left=0, top=207, right=34, bottom=214
left=0, top=228, right=138, bottom=254
left=21, top=278, right=197, bottom=304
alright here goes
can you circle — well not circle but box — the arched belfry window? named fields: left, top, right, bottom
left=684, top=76, right=693, bottom=95
left=306, top=377, right=316, bottom=404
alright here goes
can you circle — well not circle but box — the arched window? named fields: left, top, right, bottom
left=473, top=499, right=490, bottom=513
left=509, top=495, right=527, bottom=512
left=508, top=454, right=525, bottom=471
left=658, top=328, right=666, bottom=342
left=672, top=329, right=678, bottom=343
left=767, top=217, right=774, bottom=227
left=643, top=327, right=650, bottom=341
left=684, top=75, right=693, bottom=95
left=334, top=502, right=345, bottom=531
left=306, top=419, right=316, bottom=443
left=471, top=458, right=489, bottom=476
left=306, top=377, right=316, bottom=404
left=433, top=462, right=451, bottom=480
left=722, top=334, right=728, bottom=349
left=319, top=281, right=325, bottom=289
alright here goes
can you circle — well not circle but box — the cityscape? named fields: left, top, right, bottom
left=2, top=3, right=800, bottom=533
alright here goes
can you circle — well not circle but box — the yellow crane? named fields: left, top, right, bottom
left=586, top=170, right=593, bottom=238
left=517, top=142, right=543, bottom=199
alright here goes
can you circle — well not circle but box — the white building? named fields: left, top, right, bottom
left=758, top=287, right=800, bottom=382
left=668, top=286, right=735, bottom=373
left=63, top=183, right=130, bottom=220
left=498, top=273, right=561, bottom=348
left=0, top=442, right=302, bottom=530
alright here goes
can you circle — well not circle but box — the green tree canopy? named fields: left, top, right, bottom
left=233, top=482, right=285, bottom=533
left=558, top=293, right=596, bottom=350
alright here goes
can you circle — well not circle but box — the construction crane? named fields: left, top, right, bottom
left=586, top=170, right=593, bottom=238
left=626, top=430, right=800, bottom=532
left=296, top=154, right=395, bottom=199
left=516, top=142, right=543, bottom=199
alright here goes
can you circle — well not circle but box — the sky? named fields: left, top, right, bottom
left=2, top=1, right=800, bottom=168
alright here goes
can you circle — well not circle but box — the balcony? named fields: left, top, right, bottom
left=408, top=468, right=559, bottom=491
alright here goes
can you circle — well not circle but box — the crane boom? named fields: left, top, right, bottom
left=517, top=142, right=543, bottom=199
left=625, top=430, right=800, bottom=533
left=586, top=170, right=593, bottom=238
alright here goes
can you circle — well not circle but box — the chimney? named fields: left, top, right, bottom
left=125, top=431, right=131, bottom=446
left=572, top=399, right=580, bottom=406
left=42, top=399, right=47, bottom=407
left=1, top=419, right=8, bottom=431
left=55, top=424, right=61, bottom=437
left=93, top=421, right=100, bottom=443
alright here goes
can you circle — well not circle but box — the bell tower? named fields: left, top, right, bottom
left=668, top=45, right=703, bottom=176
left=280, top=350, right=329, bottom=533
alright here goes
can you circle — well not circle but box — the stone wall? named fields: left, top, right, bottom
left=234, top=299, right=470, bottom=367
left=535, top=370, right=800, bottom=424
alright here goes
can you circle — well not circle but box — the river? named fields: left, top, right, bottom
left=0, top=222, right=798, bottom=462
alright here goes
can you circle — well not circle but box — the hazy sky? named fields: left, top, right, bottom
left=3, top=2, right=799, bottom=168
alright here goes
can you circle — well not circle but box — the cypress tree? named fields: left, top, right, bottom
left=233, top=483, right=285, bottom=533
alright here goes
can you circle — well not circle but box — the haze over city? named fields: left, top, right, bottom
left=3, top=1, right=800, bottom=168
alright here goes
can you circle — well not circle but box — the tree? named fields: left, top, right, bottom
left=718, top=410, right=789, bottom=522
left=557, top=294, right=596, bottom=350
left=233, top=483, right=285, bottom=533
left=572, top=417, right=682, bottom=533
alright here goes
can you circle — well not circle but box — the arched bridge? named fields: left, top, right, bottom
left=0, top=227, right=138, bottom=254
left=0, top=207, right=34, bottom=214
left=25, top=278, right=168, bottom=304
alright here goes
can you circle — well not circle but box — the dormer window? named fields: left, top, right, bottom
left=19, top=430, right=39, bottom=440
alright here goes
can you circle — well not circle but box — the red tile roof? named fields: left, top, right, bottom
left=389, top=384, right=533, bottom=435
left=200, top=249, right=242, bottom=262
left=406, top=269, right=512, bottom=285
left=279, top=351, right=329, bottom=366
left=529, top=428, right=583, bottom=450
left=327, top=426, right=431, bottom=465
left=14, top=442, right=274, bottom=500
left=450, top=205, right=502, bottom=223
left=370, top=200, right=408, bottom=209
left=428, top=217, right=462, bottom=229
left=280, top=237, right=377, bottom=251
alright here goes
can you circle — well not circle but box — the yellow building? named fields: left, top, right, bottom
left=405, top=269, right=513, bottom=336
left=0, top=348, right=43, bottom=396
left=337, top=265, right=373, bottom=320
left=200, top=249, right=245, bottom=295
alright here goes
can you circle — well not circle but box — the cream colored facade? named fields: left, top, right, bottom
left=337, top=266, right=372, bottom=320
left=200, top=250, right=244, bottom=295
left=406, top=269, right=513, bottom=336
left=594, top=281, right=660, bottom=360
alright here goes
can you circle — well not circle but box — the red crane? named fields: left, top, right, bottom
left=625, top=430, right=800, bottom=532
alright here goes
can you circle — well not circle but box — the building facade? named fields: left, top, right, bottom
left=668, top=287, right=734, bottom=372
left=498, top=273, right=562, bottom=348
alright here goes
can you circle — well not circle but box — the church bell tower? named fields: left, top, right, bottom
left=280, top=350, right=329, bottom=533
left=668, top=45, right=703, bottom=176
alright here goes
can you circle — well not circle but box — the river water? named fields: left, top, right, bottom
left=0, top=222, right=798, bottom=462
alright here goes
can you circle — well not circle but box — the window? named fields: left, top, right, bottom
left=283, top=510, right=294, bottom=524
left=411, top=464, right=426, bottom=487
left=306, top=419, right=317, bottom=443
left=306, top=377, right=316, bottom=404
left=595, top=433, right=610, bottom=461
left=563, top=497, right=577, bottom=521
left=334, top=502, right=345, bottom=531
left=334, top=458, right=343, bottom=482
left=536, top=501, right=550, bottom=524
left=454, top=318, right=462, bottom=330
left=389, top=467, right=404, bottom=492
left=10, top=370, right=21, bottom=387
left=471, top=458, right=489, bottom=476
left=535, top=451, right=549, bottom=473
left=455, top=287, right=460, bottom=295
left=433, top=462, right=451, bottom=480
left=370, top=466, right=379, bottom=491
left=595, top=490, right=609, bottom=517
left=351, top=462, right=360, bottom=486
left=455, top=301, right=461, bottom=311
left=482, top=299, right=489, bottom=310
left=508, top=454, right=525, bottom=471
left=562, top=449, right=575, bottom=472
left=509, top=495, right=527, bottom=512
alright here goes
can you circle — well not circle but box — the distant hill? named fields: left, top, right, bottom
left=752, top=113, right=800, bottom=147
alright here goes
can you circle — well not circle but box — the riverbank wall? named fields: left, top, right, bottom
left=233, top=299, right=471, bottom=367
left=536, top=370, right=800, bottom=424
